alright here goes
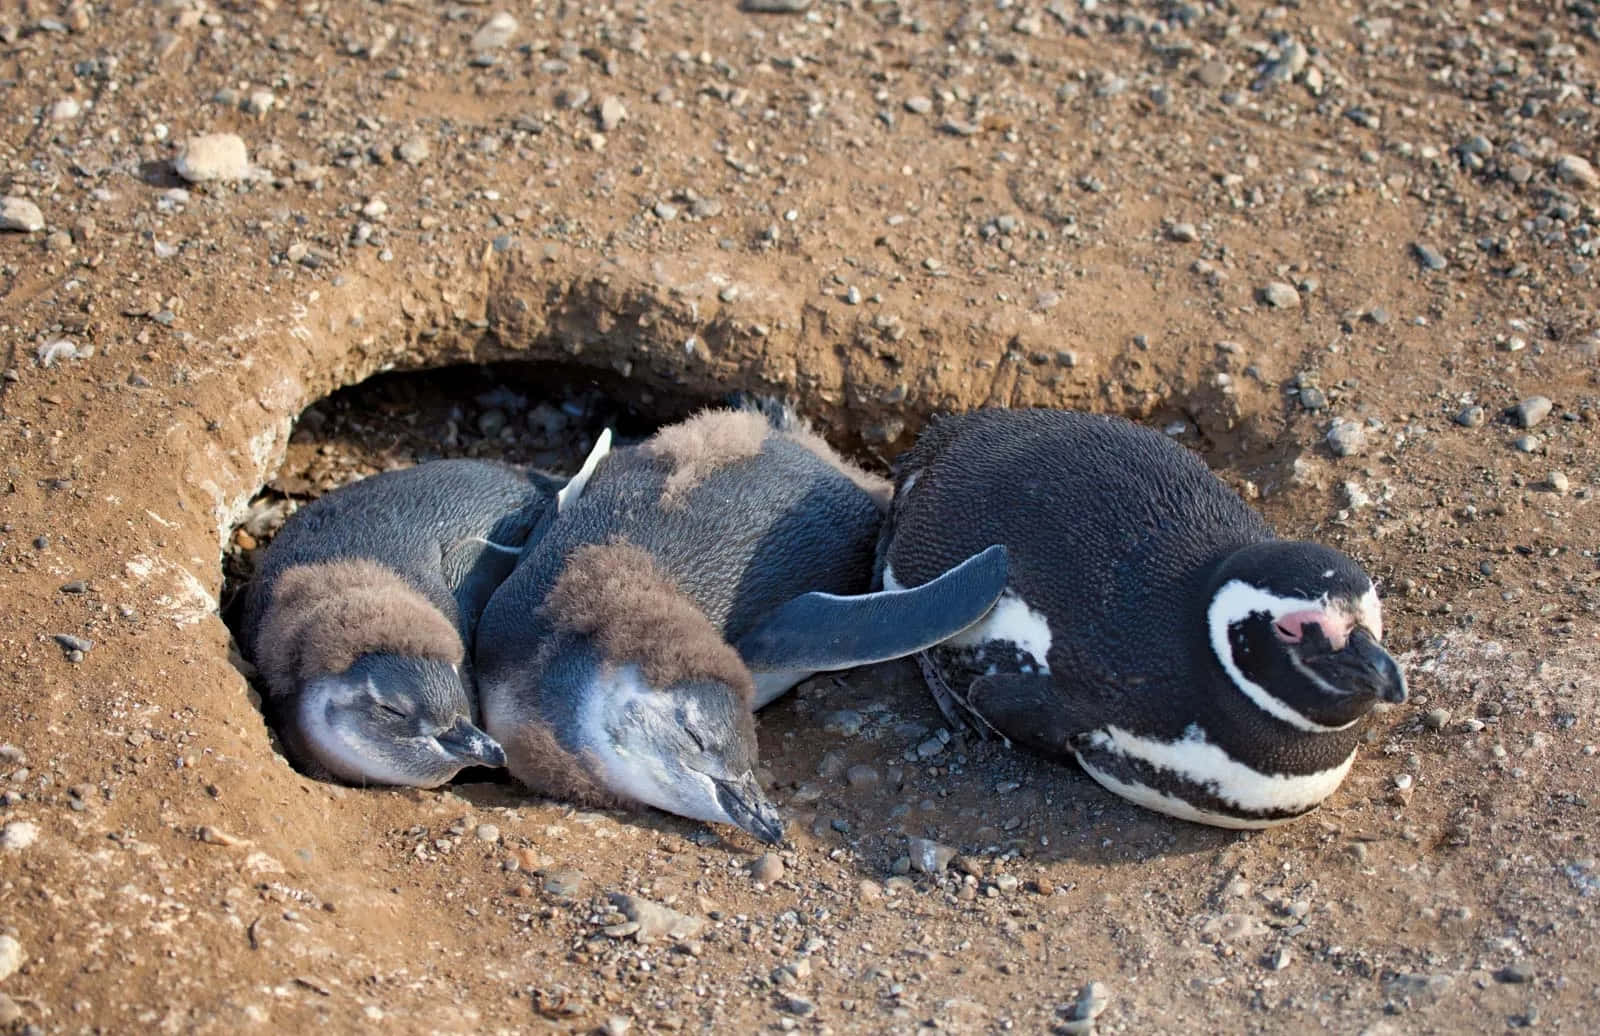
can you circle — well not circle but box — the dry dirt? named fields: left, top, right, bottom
left=3, top=0, right=1599, bottom=1033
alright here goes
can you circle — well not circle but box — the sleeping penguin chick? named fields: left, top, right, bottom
left=476, top=406, right=1008, bottom=844
left=878, top=407, right=1408, bottom=830
left=239, top=454, right=597, bottom=787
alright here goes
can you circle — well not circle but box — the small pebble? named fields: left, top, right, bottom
left=53, top=633, right=92, bottom=654
left=1260, top=281, right=1300, bottom=309
left=1545, top=471, right=1569, bottom=495
left=1554, top=154, right=1598, bottom=190
left=1, top=820, right=39, bottom=851
left=1454, top=405, right=1486, bottom=429
left=0, top=935, right=22, bottom=982
left=1326, top=418, right=1366, bottom=457
left=175, top=133, right=251, bottom=182
left=1411, top=242, right=1447, bottom=271
left=474, top=824, right=499, bottom=843
left=542, top=869, right=585, bottom=898
left=1511, top=396, right=1552, bottom=428
left=1513, top=434, right=1542, bottom=454
left=1423, top=708, right=1451, bottom=731
left=906, top=837, right=957, bottom=874
left=0, top=196, right=45, bottom=233
left=1166, top=221, right=1198, bottom=242
left=598, top=96, right=627, bottom=133
left=1496, top=960, right=1535, bottom=984
left=904, top=95, right=933, bottom=115
left=471, top=11, right=518, bottom=52
left=749, top=852, right=784, bottom=884
left=845, top=764, right=880, bottom=789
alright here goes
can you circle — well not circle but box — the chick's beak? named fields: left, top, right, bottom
left=436, top=718, right=508, bottom=769
left=713, top=772, right=785, bottom=845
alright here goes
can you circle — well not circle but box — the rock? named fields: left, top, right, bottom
left=742, top=0, right=812, bottom=11
left=845, top=764, right=880, bottom=789
left=602, top=1017, right=631, bottom=1036
left=1260, top=281, right=1300, bottom=309
left=1496, top=960, right=1534, bottom=984
left=474, top=823, right=500, bottom=843
left=906, top=837, right=957, bottom=874
left=1342, top=481, right=1372, bottom=510
left=1423, top=708, right=1451, bottom=731
left=1454, top=405, right=1486, bottom=428
left=1555, top=154, right=1598, bottom=190
left=53, top=633, right=93, bottom=654
left=598, top=96, right=627, bottom=133
left=0, top=934, right=22, bottom=982
left=1069, top=981, right=1112, bottom=1021
left=1, top=820, right=39, bottom=851
left=1411, top=242, right=1447, bottom=271
left=1327, top=418, right=1366, bottom=457
left=50, top=97, right=80, bottom=121
left=175, top=133, right=251, bottom=182
left=821, top=709, right=864, bottom=736
left=1511, top=395, right=1552, bottom=428
left=1545, top=471, right=1569, bottom=495
left=243, top=90, right=275, bottom=115
left=1167, top=221, right=1198, bottom=242
left=397, top=136, right=431, bottom=166
left=1298, top=386, right=1328, bottom=411
left=1513, top=434, right=1542, bottom=454
left=608, top=893, right=705, bottom=941
left=542, top=868, right=585, bottom=897
left=471, top=11, right=518, bottom=52
left=1201, top=913, right=1271, bottom=942
left=748, top=852, right=784, bottom=884
left=904, top=96, right=933, bottom=115
left=0, top=196, right=45, bottom=233
left=778, top=995, right=815, bottom=1016
left=0, top=992, right=21, bottom=1025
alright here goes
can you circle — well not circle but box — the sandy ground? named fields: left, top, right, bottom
left=2, top=1, right=1599, bottom=1033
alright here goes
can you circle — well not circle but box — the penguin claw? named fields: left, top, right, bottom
left=915, top=651, right=1009, bottom=746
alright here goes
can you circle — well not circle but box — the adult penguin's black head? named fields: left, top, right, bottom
left=1206, top=541, right=1407, bottom=732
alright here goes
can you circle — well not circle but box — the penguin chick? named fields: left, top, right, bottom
left=240, top=456, right=584, bottom=787
left=878, top=408, right=1407, bottom=829
left=476, top=406, right=1008, bottom=843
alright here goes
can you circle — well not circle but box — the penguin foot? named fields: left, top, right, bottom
left=915, top=650, right=1009, bottom=745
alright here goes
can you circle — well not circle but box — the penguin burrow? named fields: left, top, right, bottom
left=876, top=407, right=1408, bottom=830
left=239, top=457, right=571, bottom=787
left=474, top=404, right=1008, bottom=844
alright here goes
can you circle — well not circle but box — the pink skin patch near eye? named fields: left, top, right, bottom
left=1273, top=609, right=1353, bottom=650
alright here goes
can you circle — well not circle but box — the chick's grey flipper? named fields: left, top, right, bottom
left=735, top=544, right=1009, bottom=673
left=442, top=536, right=524, bottom=630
